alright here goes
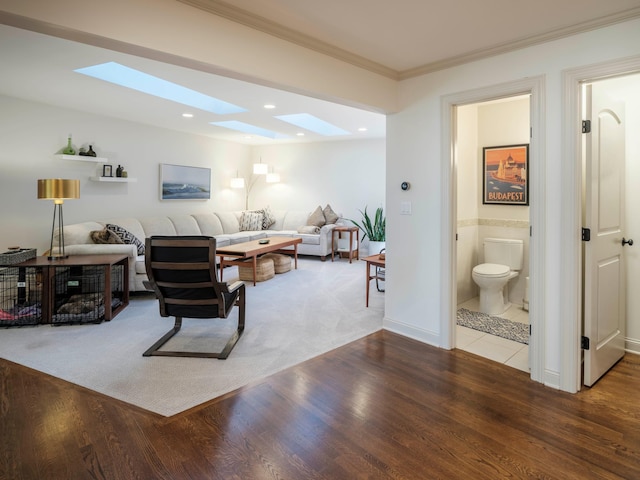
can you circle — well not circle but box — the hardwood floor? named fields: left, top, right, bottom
left=1, top=330, right=639, bottom=479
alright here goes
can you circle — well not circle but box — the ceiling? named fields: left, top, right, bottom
left=1, top=1, right=639, bottom=145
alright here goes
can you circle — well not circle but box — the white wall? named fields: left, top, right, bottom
left=386, top=18, right=640, bottom=385
left=0, top=95, right=385, bottom=255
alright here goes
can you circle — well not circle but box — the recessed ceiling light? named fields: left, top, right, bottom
left=296, top=132, right=305, bottom=136
left=275, top=113, right=350, bottom=136
left=358, top=127, right=368, bottom=132
left=74, top=62, right=246, bottom=115
left=264, top=104, right=276, bottom=109
left=182, top=113, right=193, bottom=118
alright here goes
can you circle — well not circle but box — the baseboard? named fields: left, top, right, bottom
left=625, top=337, right=640, bottom=355
left=383, top=318, right=441, bottom=348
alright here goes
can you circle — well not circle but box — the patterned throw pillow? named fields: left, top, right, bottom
left=260, top=205, right=276, bottom=230
left=323, top=204, right=339, bottom=224
left=105, top=224, right=145, bottom=255
left=306, top=205, right=326, bottom=227
left=239, top=211, right=263, bottom=231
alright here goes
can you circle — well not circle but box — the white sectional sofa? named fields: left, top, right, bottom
left=59, top=209, right=342, bottom=291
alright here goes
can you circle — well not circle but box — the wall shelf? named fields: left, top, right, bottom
left=55, top=154, right=108, bottom=163
left=89, top=176, right=137, bottom=183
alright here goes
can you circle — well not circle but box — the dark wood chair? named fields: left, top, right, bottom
left=143, top=236, right=245, bottom=359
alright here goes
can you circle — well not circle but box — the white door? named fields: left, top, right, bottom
left=583, top=82, right=627, bottom=386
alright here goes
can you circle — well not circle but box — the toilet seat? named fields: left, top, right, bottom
left=472, top=263, right=510, bottom=278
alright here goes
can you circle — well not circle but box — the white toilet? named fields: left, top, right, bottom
left=472, top=238, right=523, bottom=315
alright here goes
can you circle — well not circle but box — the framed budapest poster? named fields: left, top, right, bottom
left=482, top=144, right=529, bottom=205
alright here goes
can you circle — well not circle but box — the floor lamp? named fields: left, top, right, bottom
left=37, top=178, right=80, bottom=260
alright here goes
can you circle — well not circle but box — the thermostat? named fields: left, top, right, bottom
left=401, top=181, right=410, bottom=191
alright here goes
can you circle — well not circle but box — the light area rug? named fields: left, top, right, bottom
left=0, top=258, right=384, bottom=416
left=457, top=308, right=529, bottom=345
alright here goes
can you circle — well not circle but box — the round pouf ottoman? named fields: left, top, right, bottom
left=238, top=257, right=275, bottom=282
left=261, top=253, right=292, bottom=274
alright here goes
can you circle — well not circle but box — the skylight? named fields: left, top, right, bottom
left=74, top=62, right=246, bottom=115
left=275, top=113, right=350, bottom=136
left=210, top=120, right=289, bottom=139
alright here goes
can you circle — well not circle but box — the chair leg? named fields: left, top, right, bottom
left=143, top=317, right=183, bottom=357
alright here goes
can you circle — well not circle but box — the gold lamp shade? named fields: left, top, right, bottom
left=38, top=178, right=80, bottom=202
left=37, top=179, right=80, bottom=260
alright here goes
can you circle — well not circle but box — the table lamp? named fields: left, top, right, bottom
left=37, top=178, right=80, bottom=260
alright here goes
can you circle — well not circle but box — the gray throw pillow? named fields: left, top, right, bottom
left=323, top=204, right=339, bottom=224
left=307, top=205, right=326, bottom=227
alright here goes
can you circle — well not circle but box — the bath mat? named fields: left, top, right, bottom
left=457, top=308, right=529, bottom=345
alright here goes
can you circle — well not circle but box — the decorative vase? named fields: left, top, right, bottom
left=62, top=135, right=75, bottom=155
left=87, top=145, right=96, bottom=157
left=121, top=170, right=128, bottom=178
left=116, top=165, right=123, bottom=177
left=369, top=240, right=386, bottom=255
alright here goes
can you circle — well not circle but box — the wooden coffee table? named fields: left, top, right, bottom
left=217, top=237, right=302, bottom=285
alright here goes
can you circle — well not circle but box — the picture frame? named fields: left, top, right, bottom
left=102, top=164, right=113, bottom=177
left=482, top=144, right=529, bottom=205
left=160, top=163, right=211, bottom=200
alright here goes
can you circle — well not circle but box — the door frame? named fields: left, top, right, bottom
left=561, top=55, right=640, bottom=392
left=441, top=76, right=545, bottom=383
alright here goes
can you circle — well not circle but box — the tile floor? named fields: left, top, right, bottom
left=456, top=297, right=529, bottom=373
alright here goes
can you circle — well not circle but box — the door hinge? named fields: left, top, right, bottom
left=581, top=336, right=590, bottom=350
left=529, top=324, right=532, bottom=336
left=582, top=228, right=591, bottom=241
left=582, top=120, right=591, bottom=133
left=456, top=233, right=458, bottom=241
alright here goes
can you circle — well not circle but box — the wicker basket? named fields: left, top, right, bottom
left=238, top=257, right=275, bottom=282
left=261, top=253, right=292, bottom=274
left=0, top=248, right=36, bottom=266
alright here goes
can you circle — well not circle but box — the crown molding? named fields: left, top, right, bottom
left=399, top=6, right=640, bottom=80
left=178, top=0, right=640, bottom=82
left=177, top=0, right=399, bottom=80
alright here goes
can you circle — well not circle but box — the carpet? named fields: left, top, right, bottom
left=0, top=258, right=384, bottom=417
left=457, top=308, right=529, bottom=345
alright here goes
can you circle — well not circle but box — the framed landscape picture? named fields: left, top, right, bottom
left=482, top=144, right=529, bottom=205
left=160, top=164, right=211, bottom=200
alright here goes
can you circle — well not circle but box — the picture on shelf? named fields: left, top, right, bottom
left=102, top=164, right=113, bottom=177
left=160, top=164, right=211, bottom=200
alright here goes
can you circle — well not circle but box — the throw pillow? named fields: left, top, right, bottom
left=105, top=224, right=145, bottom=255
left=306, top=205, right=326, bottom=227
left=90, top=228, right=124, bottom=245
left=239, top=211, right=263, bottom=231
left=297, top=225, right=320, bottom=234
left=323, top=204, right=339, bottom=224
left=260, top=205, right=276, bottom=229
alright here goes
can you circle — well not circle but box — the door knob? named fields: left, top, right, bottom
left=622, top=237, right=634, bottom=246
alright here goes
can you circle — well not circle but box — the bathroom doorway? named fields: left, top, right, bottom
left=454, top=96, right=531, bottom=372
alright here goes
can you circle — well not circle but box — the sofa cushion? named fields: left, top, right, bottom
left=216, top=211, right=240, bottom=234
left=282, top=211, right=309, bottom=231
left=106, top=224, right=145, bottom=255
left=294, top=233, right=321, bottom=245
left=323, top=204, right=339, bottom=224
left=240, top=211, right=263, bottom=231
left=134, top=256, right=146, bottom=274
left=168, top=215, right=202, bottom=235
left=307, top=205, right=326, bottom=227
left=191, top=213, right=224, bottom=236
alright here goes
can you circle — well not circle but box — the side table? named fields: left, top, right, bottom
left=17, top=254, right=129, bottom=324
left=362, top=253, right=385, bottom=307
left=332, top=226, right=359, bottom=263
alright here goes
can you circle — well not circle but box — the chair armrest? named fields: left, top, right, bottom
left=225, top=280, right=245, bottom=293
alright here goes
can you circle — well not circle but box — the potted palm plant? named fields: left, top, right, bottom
left=349, top=206, right=386, bottom=254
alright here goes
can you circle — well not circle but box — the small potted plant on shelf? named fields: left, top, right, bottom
left=349, top=206, right=385, bottom=255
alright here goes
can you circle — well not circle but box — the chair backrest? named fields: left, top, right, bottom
left=145, top=236, right=234, bottom=319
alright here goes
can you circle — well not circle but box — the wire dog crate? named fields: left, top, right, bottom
left=0, top=266, right=42, bottom=327
left=52, top=264, right=125, bottom=325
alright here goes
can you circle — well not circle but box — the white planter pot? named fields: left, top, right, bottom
left=368, top=241, right=386, bottom=255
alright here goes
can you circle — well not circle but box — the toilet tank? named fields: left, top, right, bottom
left=483, top=238, right=523, bottom=270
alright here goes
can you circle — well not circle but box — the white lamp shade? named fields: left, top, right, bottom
left=253, top=163, right=268, bottom=175
left=230, top=177, right=245, bottom=189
